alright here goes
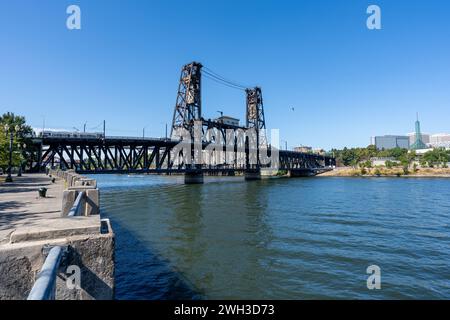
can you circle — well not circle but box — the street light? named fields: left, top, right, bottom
left=17, top=142, right=26, bottom=177
left=281, top=139, right=288, bottom=151
left=3, top=124, right=22, bottom=182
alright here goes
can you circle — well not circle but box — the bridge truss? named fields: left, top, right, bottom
left=37, top=136, right=334, bottom=175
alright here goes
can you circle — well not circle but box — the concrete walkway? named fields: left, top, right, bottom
left=0, top=173, right=114, bottom=300
left=0, top=174, right=65, bottom=244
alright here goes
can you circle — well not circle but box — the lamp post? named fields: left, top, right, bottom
left=3, top=124, right=22, bottom=183
left=281, top=139, right=288, bottom=151
left=17, top=143, right=26, bottom=177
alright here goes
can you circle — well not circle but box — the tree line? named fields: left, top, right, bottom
left=331, top=145, right=450, bottom=168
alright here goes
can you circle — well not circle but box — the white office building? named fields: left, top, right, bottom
left=430, top=133, right=450, bottom=147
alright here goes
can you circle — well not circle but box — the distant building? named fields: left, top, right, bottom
left=430, top=133, right=450, bottom=148
left=294, top=146, right=312, bottom=153
left=215, top=116, right=239, bottom=127
left=410, top=114, right=427, bottom=150
left=407, top=132, right=430, bottom=145
left=373, top=135, right=410, bottom=150
left=313, top=149, right=326, bottom=156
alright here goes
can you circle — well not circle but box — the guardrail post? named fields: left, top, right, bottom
left=85, top=189, right=99, bottom=215
left=62, top=190, right=77, bottom=216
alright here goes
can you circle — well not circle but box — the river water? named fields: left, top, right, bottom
left=93, top=175, right=450, bottom=299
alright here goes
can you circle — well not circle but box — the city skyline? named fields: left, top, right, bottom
left=1, top=0, right=450, bottom=150
left=371, top=114, right=450, bottom=150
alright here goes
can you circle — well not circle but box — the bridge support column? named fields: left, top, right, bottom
left=184, top=170, right=204, bottom=184
left=245, top=169, right=261, bottom=181
left=289, top=169, right=315, bottom=177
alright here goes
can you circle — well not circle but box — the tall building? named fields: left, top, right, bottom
left=373, top=135, right=410, bottom=150
left=410, top=113, right=427, bottom=150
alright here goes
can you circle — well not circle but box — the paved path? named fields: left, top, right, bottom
left=0, top=174, right=64, bottom=244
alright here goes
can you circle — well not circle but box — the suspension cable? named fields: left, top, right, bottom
left=203, top=73, right=247, bottom=91
left=202, top=66, right=251, bottom=90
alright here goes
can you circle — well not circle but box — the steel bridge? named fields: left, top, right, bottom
left=34, top=62, right=335, bottom=183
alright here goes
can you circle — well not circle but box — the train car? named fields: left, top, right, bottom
left=40, top=131, right=104, bottom=139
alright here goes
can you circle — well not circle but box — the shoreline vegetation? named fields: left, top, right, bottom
left=323, top=145, right=450, bottom=178
left=319, top=166, right=450, bottom=178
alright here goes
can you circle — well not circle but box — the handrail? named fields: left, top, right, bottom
left=67, top=191, right=85, bottom=217
left=27, top=246, right=63, bottom=300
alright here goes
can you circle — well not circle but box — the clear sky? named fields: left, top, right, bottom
left=1, top=0, right=449, bottom=150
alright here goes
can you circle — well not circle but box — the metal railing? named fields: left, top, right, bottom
left=67, top=191, right=85, bottom=217
left=27, top=246, right=63, bottom=300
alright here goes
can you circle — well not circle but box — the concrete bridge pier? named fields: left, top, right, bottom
left=289, top=169, right=315, bottom=177
left=184, top=170, right=204, bottom=184
left=245, top=169, right=261, bottom=181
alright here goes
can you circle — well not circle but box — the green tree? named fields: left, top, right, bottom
left=331, top=145, right=410, bottom=168
left=0, top=112, right=33, bottom=171
left=406, top=150, right=416, bottom=168
left=422, top=148, right=448, bottom=168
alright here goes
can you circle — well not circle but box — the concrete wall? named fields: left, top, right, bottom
left=0, top=231, right=115, bottom=300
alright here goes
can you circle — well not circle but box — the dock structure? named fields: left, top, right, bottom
left=0, top=171, right=114, bottom=300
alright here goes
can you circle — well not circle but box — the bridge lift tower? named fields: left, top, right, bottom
left=170, top=62, right=204, bottom=183
left=171, top=62, right=203, bottom=138
left=245, top=87, right=267, bottom=180
left=169, top=61, right=270, bottom=182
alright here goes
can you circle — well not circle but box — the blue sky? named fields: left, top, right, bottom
left=1, top=0, right=449, bottom=149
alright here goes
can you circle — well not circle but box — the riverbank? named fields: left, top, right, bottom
left=319, top=167, right=450, bottom=177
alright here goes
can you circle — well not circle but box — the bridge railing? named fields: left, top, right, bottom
left=27, top=246, right=64, bottom=300
left=105, top=136, right=172, bottom=141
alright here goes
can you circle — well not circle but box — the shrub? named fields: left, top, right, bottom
left=403, top=165, right=409, bottom=175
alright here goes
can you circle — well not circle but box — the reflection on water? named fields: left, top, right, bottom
left=94, top=174, right=450, bottom=299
